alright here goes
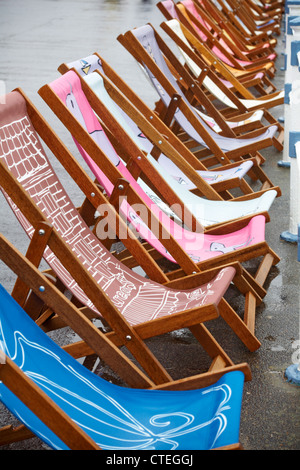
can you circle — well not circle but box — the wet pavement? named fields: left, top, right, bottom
left=0, top=0, right=299, bottom=451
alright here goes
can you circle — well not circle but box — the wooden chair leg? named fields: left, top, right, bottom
left=0, top=424, right=35, bottom=446
left=188, top=323, right=234, bottom=366
left=217, top=298, right=261, bottom=351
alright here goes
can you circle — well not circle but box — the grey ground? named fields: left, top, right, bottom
left=0, top=0, right=299, bottom=451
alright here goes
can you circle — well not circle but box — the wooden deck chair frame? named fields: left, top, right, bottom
left=158, top=0, right=284, bottom=103
left=37, top=72, right=280, bottom=352
left=40, top=68, right=280, bottom=274
left=57, top=56, right=281, bottom=202
left=206, top=0, right=278, bottom=47
left=40, top=70, right=278, bottom=236
left=156, top=0, right=279, bottom=98
left=0, top=236, right=252, bottom=450
left=34, top=78, right=278, bottom=300
left=0, top=234, right=252, bottom=449
left=173, top=0, right=278, bottom=75
left=211, top=0, right=280, bottom=40
left=0, top=88, right=265, bottom=384
left=169, top=0, right=277, bottom=80
left=158, top=18, right=284, bottom=150
left=190, top=0, right=279, bottom=60
left=117, top=25, right=281, bottom=167
left=225, top=0, right=281, bottom=35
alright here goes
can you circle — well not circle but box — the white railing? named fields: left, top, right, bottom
left=279, top=4, right=300, bottom=166
left=281, top=4, right=300, bottom=386
left=280, top=16, right=300, bottom=244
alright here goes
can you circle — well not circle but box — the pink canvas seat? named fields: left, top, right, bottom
left=65, top=54, right=254, bottom=192
left=47, top=71, right=269, bottom=268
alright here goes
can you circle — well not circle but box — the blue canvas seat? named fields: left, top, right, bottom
left=0, top=283, right=246, bottom=450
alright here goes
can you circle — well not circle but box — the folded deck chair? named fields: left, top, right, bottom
left=39, top=71, right=280, bottom=347
left=117, top=24, right=280, bottom=166
left=175, top=0, right=278, bottom=75
left=59, top=54, right=282, bottom=199
left=0, top=281, right=251, bottom=450
left=157, top=1, right=284, bottom=104
left=0, top=89, right=268, bottom=384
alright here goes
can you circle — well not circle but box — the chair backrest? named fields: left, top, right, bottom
left=163, top=19, right=239, bottom=109
left=0, top=282, right=246, bottom=450
left=157, top=0, right=180, bottom=20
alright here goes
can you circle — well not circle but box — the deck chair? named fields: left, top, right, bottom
left=191, top=0, right=280, bottom=59
left=38, top=70, right=280, bottom=349
left=0, top=278, right=251, bottom=450
left=117, top=24, right=281, bottom=166
left=158, top=0, right=278, bottom=56
left=210, top=0, right=280, bottom=47
left=210, top=0, right=280, bottom=39
left=223, top=0, right=281, bottom=35
left=160, top=0, right=278, bottom=78
left=158, top=17, right=284, bottom=149
left=58, top=53, right=282, bottom=200
left=157, top=1, right=284, bottom=109
left=0, top=89, right=268, bottom=386
left=173, top=0, right=278, bottom=75
left=172, top=0, right=278, bottom=82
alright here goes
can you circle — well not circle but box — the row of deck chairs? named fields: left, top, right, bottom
left=0, top=0, right=285, bottom=450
